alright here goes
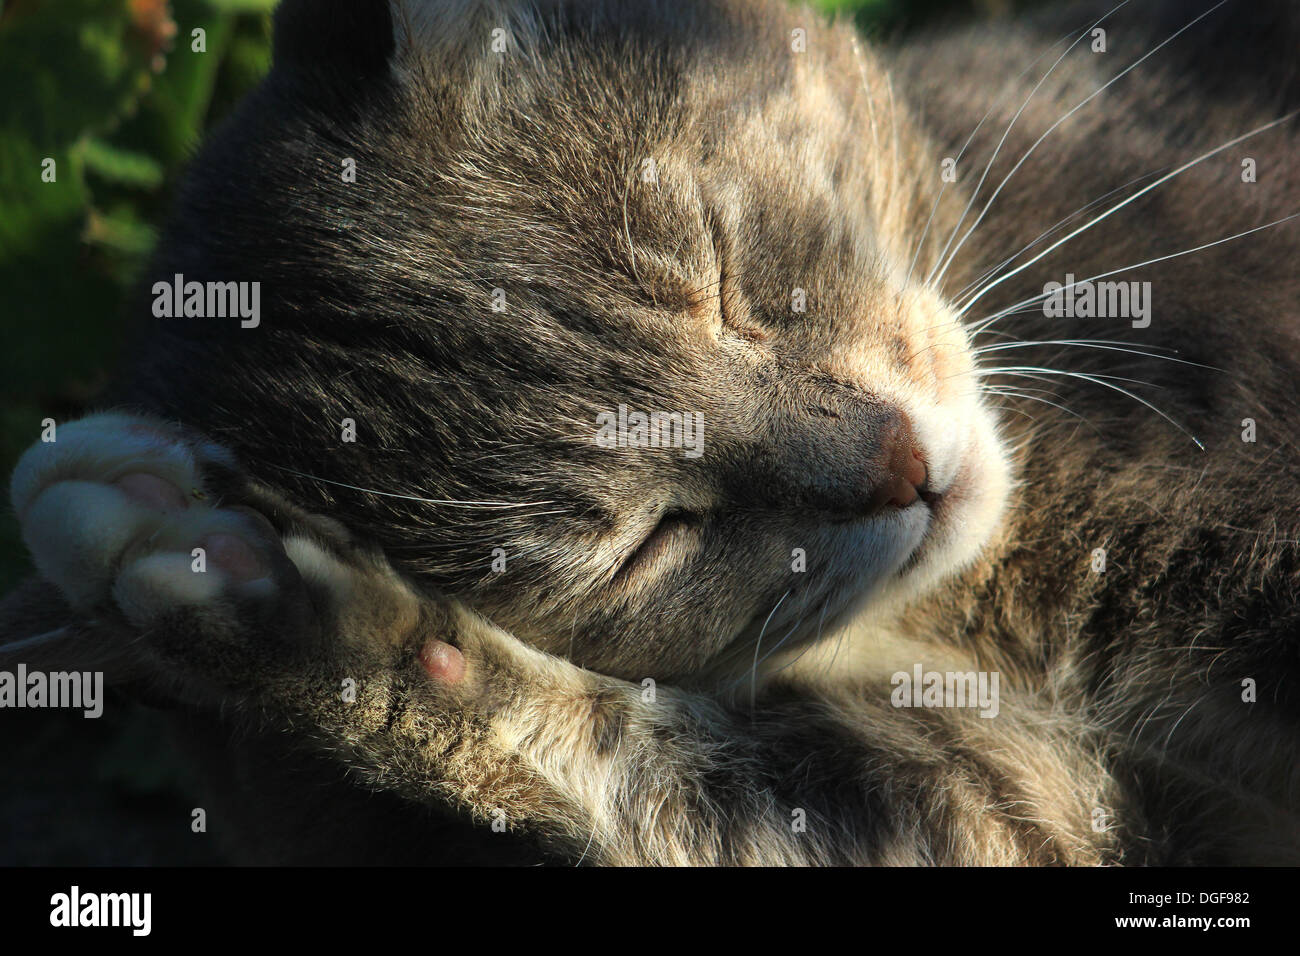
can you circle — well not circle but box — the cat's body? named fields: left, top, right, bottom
left=4, top=0, right=1299, bottom=864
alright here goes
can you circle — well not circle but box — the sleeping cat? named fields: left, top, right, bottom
left=4, top=0, right=1299, bottom=864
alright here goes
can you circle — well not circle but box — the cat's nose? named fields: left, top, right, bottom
left=867, top=416, right=929, bottom=511
left=721, top=397, right=931, bottom=519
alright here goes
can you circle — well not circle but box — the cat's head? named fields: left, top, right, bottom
left=141, top=0, right=1010, bottom=681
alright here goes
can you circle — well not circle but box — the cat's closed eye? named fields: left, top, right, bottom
left=612, top=507, right=704, bottom=586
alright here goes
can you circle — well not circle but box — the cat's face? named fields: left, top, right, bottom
left=158, top=0, right=1010, bottom=681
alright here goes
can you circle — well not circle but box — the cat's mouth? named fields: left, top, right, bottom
left=666, top=411, right=1006, bottom=682
left=909, top=442, right=967, bottom=523
left=895, top=455, right=965, bottom=572
left=889, top=403, right=1010, bottom=584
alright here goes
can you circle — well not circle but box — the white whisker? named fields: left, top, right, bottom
left=980, top=365, right=1204, bottom=449
left=968, top=211, right=1300, bottom=335
left=930, top=0, right=1133, bottom=290
left=905, top=26, right=1084, bottom=288
left=267, top=464, right=558, bottom=509
left=975, top=338, right=1216, bottom=371
left=961, top=109, right=1297, bottom=315
left=938, top=0, right=1234, bottom=294
left=981, top=385, right=1103, bottom=430
left=927, top=1, right=1130, bottom=289
left=952, top=167, right=1168, bottom=303
left=749, top=589, right=790, bottom=711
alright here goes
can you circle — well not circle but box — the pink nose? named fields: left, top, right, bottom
left=869, top=417, right=929, bottom=510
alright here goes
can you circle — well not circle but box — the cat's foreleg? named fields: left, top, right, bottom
left=11, top=411, right=1123, bottom=866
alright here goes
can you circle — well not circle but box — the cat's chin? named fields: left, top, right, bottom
left=865, top=400, right=1012, bottom=613
left=786, top=399, right=1008, bottom=650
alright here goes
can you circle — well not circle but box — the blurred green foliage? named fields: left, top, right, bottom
left=1, top=0, right=275, bottom=864
left=0, top=0, right=274, bottom=590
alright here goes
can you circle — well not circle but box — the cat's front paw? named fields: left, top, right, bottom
left=10, top=411, right=441, bottom=703
left=11, top=413, right=291, bottom=623
left=7, top=412, right=331, bottom=700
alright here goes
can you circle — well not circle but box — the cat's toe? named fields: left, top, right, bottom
left=108, top=507, right=286, bottom=628
left=10, top=412, right=288, bottom=626
left=10, top=411, right=234, bottom=521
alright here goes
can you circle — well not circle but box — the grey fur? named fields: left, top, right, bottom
left=3, top=0, right=1299, bottom=864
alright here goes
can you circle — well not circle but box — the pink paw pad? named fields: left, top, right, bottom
left=114, top=473, right=189, bottom=512
left=200, top=532, right=268, bottom=583
left=420, top=640, right=467, bottom=684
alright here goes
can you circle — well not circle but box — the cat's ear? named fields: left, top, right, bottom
left=271, top=0, right=397, bottom=80
left=389, top=0, right=543, bottom=65
left=271, top=1, right=529, bottom=80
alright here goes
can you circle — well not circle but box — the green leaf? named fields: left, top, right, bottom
left=0, top=0, right=164, bottom=151
left=76, top=137, right=165, bottom=189
left=204, top=0, right=278, bottom=11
